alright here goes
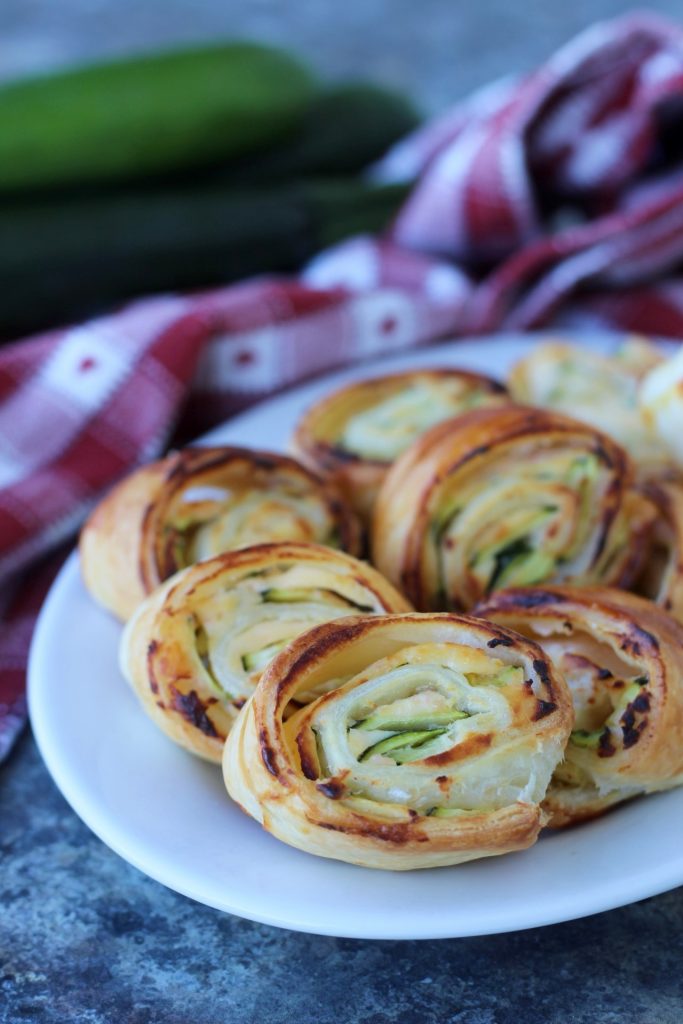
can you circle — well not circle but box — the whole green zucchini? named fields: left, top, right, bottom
left=0, top=43, right=316, bottom=191
left=225, top=83, right=420, bottom=181
left=0, top=180, right=409, bottom=337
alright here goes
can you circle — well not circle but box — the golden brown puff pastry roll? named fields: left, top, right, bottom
left=81, top=445, right=362, bottom=620
left=119, top=542, right=411, bottom=762
left=475, top=585, right=683, bottom=827
left=224, top=613, right=573, bottom=870
left=372, top=405, right=657, bottom=613
left=633, top=480, right=683, bottom=623
left=640, top=346, right=683, bottom=472
left=292, top=369, right=509, bottom=521
left=508, top=337, right=670, bottom=474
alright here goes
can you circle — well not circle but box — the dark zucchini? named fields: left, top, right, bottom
left=0, top=43, right=316, bottom=191
left=0, top=179, right=410, bottom=337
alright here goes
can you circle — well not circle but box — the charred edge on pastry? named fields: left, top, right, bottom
left=423, top=732, right=493, bottom=766
left=326, top=444, right=364, bottom=465
left=621, top=691, right=651, bottom=749
left=461, top=443, right=490, bottom=463
left=400, top=564, right=424, bottom=606
left=598, top=667, right=613, bottom=680
left=436, top=775, right=450, bottom=791
left=480, top=589, right=567, bottom=613
left=316, top=778, right=346, bottom=800
left=598, top=728, right=616, bottom=758
left=509, top=589, right=566, bottom=610
left=232, top=698, right=246, bottom=711
left=168, top=685, right=219, bottom=737
left=259, top=728, right=280, bottom=778
left=592, top=474, right=622, bottom=563
left=533, top=699, right=557, bottom=721
left=620, top=625, right=660, bottom=657
left=296, top=731, right=318, bottom=781
left=532, top=658, right=553, bottom=693
left=317, top=819, right=428, bottom=844
left=275, top=620, right=372, bottom=702
left=172, top=446, right=281, bottom=478
left=486, top=635, right=514, bottom=648
left=327, top=495, right=360, bottom=550
left=146, top=640, right=160, bottom=694
left=593, top=441, right=617, bottom=470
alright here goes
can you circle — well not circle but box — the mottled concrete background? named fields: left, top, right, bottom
left=3, top=3, right=683, bottom=1022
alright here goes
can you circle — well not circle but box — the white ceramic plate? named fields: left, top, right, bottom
left=28, top=332, right=683, bottom=940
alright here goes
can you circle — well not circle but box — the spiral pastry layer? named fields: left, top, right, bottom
left=634, top=480, right=683, bottom=623
left=372, top=405, right=657, bottom=612
left=508, top=337, right=669, bottom=473
left=641, top=345, right=683, bottom=471
left=224, top=613, right=573, bottom=870
left=476, top=586, right=683, bottom=826
left=120, top=542, right=411, bottom=762
left=292, top=368, right=508, bottom=521
left=81, top=445, right=362, bottom=620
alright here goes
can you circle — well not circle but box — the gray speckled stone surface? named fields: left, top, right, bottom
left=4, top=3, right=683, bottom=1020
left=3, top=732, right=683, bottom=1023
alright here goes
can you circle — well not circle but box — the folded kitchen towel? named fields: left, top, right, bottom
left=4, top=10, right=683, bottom=761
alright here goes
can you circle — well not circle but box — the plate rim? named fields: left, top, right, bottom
left=28, top=329, right=683, bottom=939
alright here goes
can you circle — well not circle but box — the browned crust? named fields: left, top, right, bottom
left=635, top=479, right=683, bottom=622
left=80, top=460, right=169, bottom=621
left=120, top=542, right=413, bottom=763
left=223, top=612, right=574, bottom=870
left=475, top=584, right=683, bottom=826
left=292, top=368, right=509, bottom=524
left=372, top=404, right=640, bottom=612
left=80, top=444, right=363, bottom=621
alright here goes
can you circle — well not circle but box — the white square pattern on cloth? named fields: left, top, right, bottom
left=37, top=324, right=133, bottom=413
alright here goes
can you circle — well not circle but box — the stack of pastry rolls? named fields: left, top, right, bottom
left=81, top=344, right=683, bottom=870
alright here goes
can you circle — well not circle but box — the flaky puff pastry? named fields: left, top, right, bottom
left=508, top=337, right=671, bottom=475
left=641, top=346, right=683, bottom=472
left=120, top=542, right=411, bottom=762
left=292, top=368, right=509, bottom=521
left=81, top=445, right=362, bottom=620
left=224, top=613, right=573, bottom=870
left=372, top=405, right=657, bottom=612
left=476, top=586, right=683, bottom=826
left=634, top=480, right=683, bottom=623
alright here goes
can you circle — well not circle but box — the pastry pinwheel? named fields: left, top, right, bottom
left=508, top=337, right=668, bottom=473
left=224, top=613, right=573, bottom=869
left=120, top=542, right=411, bottom=761
left=372, top=405, right=657, bottom=612
left=292, top=368, right=509, bottom=520
left=476, top=586, right=683, bottom=826
left=81, top=445, right=362, bottom=620
left=640, top=345, right=683, bottom=470
left=634, top=480, right=683, bottom=623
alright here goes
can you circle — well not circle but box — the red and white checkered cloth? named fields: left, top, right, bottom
left=5, top=10, right=683, bottom=760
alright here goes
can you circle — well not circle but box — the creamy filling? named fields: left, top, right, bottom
left=432, top=447, right=620, bottom=608
left=192, top=564, right=384, bottom=704
left=339, top=380, right=495, bottom=462
left=287, top=642, right=561, bottom=816
left=161, top=482, right=337, bottom=572
left=512, top=342, right=666, bottom=466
